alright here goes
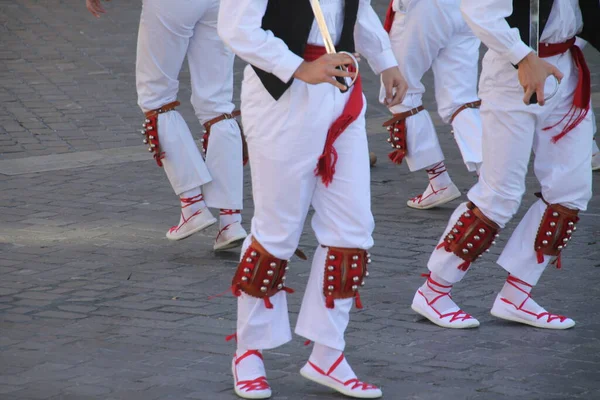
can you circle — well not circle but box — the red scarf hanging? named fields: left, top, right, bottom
left=538, top=37, right=591, bottom=143
left=383, top=0, right=395, bottom=33
left=303, top=44, right=364, bottom=186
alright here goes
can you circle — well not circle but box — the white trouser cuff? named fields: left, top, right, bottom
left=295, top=245, right=352, bottom=351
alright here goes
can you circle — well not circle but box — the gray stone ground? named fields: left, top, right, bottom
left=1, top=1, right=600, bottom=399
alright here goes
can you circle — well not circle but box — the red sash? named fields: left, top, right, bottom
left=383, top=0, right=395, bottom=33
left=303, top=44, right=364, bottom=187
left=539, top=37, right=591, bottom=143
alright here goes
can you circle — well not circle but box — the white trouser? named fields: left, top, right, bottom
left=428, top=48, right=594, bottom=286
left=136, top=0, right=243, bottom=209
left=380, top=0, right=482, bottom=172
left=236, top=66, right=374, bottom=351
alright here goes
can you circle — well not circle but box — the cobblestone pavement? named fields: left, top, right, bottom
left=1, top=1, right=600, bottom=399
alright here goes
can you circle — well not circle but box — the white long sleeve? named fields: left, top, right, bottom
left=460, top=0, right=531, bottom=65
left=461, top=0, right=583, bottom=65
left=218, top=0, right=397, bottom=84
left=217, top=0, right=304, bottom=84
left=354, top=0, right=398, bottom=74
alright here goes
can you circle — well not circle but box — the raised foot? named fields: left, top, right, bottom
left=166, top=207, right=216, bottom=241
left=411, top=288, right=480, bottom=329
left=407, top=182, right=461, bottom=210
left=490, top=294, right=575, bottom=330
left=214, top=221, right=248, bottom=251
left=299, top=357, right=382, bottom=399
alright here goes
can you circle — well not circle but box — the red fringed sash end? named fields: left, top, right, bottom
left=314, top=148, right=339, bottom=187
left=540, top=40, right=590, bottom=143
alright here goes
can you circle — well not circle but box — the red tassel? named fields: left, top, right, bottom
left=231, top=285, right=242, bottom=297
left=314, top=147, right=338, bottom=187
left=543, top=45, right=590, bottom=143
left=536, top=250, right=544, bottom=264
left=263, top=297, right=273, bottom=309
left=354, top=292, right=363, bottom=309
left=457, top=261, right=471, bottom=271
left=388, top=149, right=405, bottom=165
left=304, top=340, right=312, bottom=346
left=326, top=295, right=335, bottom=309
left=556, top=255, right=562, bottom=269
left=436, top=242, right=446, bottom=250
left=225, top=333, right=237, bottom=342
left=283, top=287, right=295, bottom=294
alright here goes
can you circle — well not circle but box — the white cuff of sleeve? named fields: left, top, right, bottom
left=507, top=41, right=533, bottom=66
left=367, top=48, right=398, bottom=75
left=271, top=52, right=305, bottom=84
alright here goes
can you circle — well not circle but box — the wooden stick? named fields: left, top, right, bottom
left=310, top=0, right=336, bottom=54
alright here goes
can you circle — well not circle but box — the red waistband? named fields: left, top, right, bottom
left=304, top=44, right=327, bottom=62
left=538, top=37, right=576, bottom=58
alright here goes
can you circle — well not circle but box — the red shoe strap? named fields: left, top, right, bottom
left=237, top=376, right=270, bottom=391
left=426, top=161, right=447, bottom=180
left=215, top=223, right=233, bottom=242
left=307, top=355, right=378, bottom=391
left=180, top=193, right=204, bottom=208
left=235, top=350, right=263, bottom=366
left=220, top=209, right=241, bottom=216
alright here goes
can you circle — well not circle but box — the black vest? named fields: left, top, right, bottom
left=253, top=0, right=359, bottom=100
left=506, top=0, right=599, bottom=51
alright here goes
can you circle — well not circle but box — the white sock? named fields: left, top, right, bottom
left=177, top=187, right=206, bottom=225
left=426, top=161, right=452, bottom=190
left=418, top=273, right=461, bottom=314
left=220, top=209, right=242, bottom=229
left=499, top=275, right=545, bottom=315
left=309, top=343, right=356, bottom=382
left=234, top=346, right=266, bottom=381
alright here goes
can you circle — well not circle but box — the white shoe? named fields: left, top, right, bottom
left=232, top=351, right=272, bottom=399
left=490, top=294, right=575, bottom=329
left=166, top=207, right=216, bottom=241
left=300, top=356, right=382, bottom=399
left=592, top=152, right=600, bottom=171
left=407, top=183, right=461, bottom=210
left=214, top=221, right=248, bottom=251
left=411, top=288, right=480, bottom=329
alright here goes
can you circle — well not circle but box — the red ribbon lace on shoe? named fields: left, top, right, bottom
left=410, top=162, right=449, bottom=205
left=500, top=275, right=569, bottom=323
left=307, top=354, right=378, bottom=391
left=234, top=350, right=270, bottom=392
left=216, top=209, right=241, bottom=242
left=169, top=194, right=205, bottom=233
left=418, top=273, right=474, bottom=323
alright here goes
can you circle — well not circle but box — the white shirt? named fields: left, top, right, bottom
left=218, top=0, right=397, bottom=85
left=460, top=0, right=583, bottom=65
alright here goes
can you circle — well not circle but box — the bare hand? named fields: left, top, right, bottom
left=381, top=66, right=407, bottom=107
left=517, top=52, right=563, bottom=106
left=293, top=53, right=358, bottom=91
left=86, top=0, right=111, bottom=18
